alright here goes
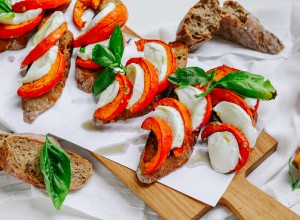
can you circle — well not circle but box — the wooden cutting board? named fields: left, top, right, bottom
left=91, top=27, right=299, bottom=219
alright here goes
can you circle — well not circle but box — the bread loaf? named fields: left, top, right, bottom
left=217, top=0, right=284, bottom=54
left=176, top=0, right=221, bottom=52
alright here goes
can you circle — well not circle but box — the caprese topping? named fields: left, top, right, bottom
left=73, top=2, right=128, bottom=47
left=135, top=39, right=176, bottom=93
left=21, top=11, right=67, bottom=68
left=201, top=122, right=250, bottom=173
left=175, top=85, right=212, bottom=131
left=213, top=101, right=258, bottom=148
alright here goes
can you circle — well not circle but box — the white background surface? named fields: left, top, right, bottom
left=1, top=0, right=300, bottom=219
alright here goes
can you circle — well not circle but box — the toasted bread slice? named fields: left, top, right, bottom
left=21, top=29, right=74, bottom=123
left=0, top=134, right=93, bottom=189
left=0, top=1, right=71, bottom=53
left=176, top=0, right=222, bottom=52
left=217, top=1, right=284, bottom=54
left=137, top=129, right=199, bottom=184
left=94, top=41, right=188, bottom=123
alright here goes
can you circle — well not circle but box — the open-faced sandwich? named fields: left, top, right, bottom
left=0, top=0, right=71, bottom=52
left=17, top=11, right=74, bottom=123
left=0, top=133, right=92, bottom=210
left=137, top=65, right=277, bottom=183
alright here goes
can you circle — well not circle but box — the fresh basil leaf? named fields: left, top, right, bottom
left=215, top=71, right=277, bottom=100
left=79, top=47, right=85, bottom=53
left=109, top=24, right=124, bottom=62
left=206, top=69, right=216, bottom=82
left=92, top=44, right=116, bottom=67
left=92, top=69, right=117, bottom=96
left=40, top=136, right=71, bottom=211
left=168, top=67, right=208, bottom=87
left=0, top=0, right=12, bottom=13
left=288, top=158, right=300, bottom=191
left=195, top=79, right=217, bottom=98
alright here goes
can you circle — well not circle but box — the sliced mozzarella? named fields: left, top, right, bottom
left=20, top=46, right=58, bottom=84
left=96, top=80, right=119, bottom=108
left=144, top=43, right=167, bottom=82
left=244, top=98, right=257, bottom=110
left=153, top=105, right=184, bottom=149
left=208, top=131, right=240, bottom=173
left=213, top=101, right=258, bottom=147
left=77, top=38, right=110, bottom=60
left=175, top=86, right=207, bottom=130
left=0, top=8, right=42, bottom=25
left=32, top=11, right=65, bottom=47
left=86, top=2, right=115, bottom=31
left=126, top=63, right=145, bottom=108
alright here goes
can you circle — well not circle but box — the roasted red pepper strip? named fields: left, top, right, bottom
left=0, top=11, right=44, bottom=39
left=126, top=57, right=158, bottom=114
left=90, top=0, right=100, bottom=10
left=12, top=0, right=68, bottom=11
left=94, top=73, right=133, bottom=121
left=21, top=22, right=68, bottom=68
left=293, top=148, right=300, bottom=170
left=76, top=57, right=102, bottom=69
left=152, top=98, right=192, bottom=157
left=201, top=122, right=250, bottom=172
left=135, top=39, right=176, bottom=93
left=74, top=4, right=128, bottom=47
left=210, top=88, right=253, bottom=120
left=73, top=0, right=92, bottom=29
left=17, top=50, right=66, bottom=98
left=141, top=117, right=173, bottom=174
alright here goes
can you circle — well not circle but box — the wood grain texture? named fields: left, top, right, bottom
left=90, top=27, right=299, bottom=219
left=90, top=130, right=298, bottom=219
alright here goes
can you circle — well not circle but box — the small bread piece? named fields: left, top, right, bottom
left=22, top=30, right=74, bottom=123
left=137, top=130, right=199, bottom=184
left=169, top=41, right=188, bottom=69
left=75, top=67, right=103, bottom=93
left=216, top=1, right=284, bottom=54
left=176, top=0, right=221, bottom=52
left=0, top=134, right=93, bottom=189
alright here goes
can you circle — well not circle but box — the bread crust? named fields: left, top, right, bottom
left=176, top=0, right=221, bottom=51
left=0, top=134, right=93, bottom=190
left=217, top=0, right=284, bottom=54
left=22, top=30, right=74, bottom=123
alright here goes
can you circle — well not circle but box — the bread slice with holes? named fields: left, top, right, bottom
left=216, top=0, right=284, bottom=54
left=21, top=23, right=74, bottom=123
left=0, top=134, right=93, bottom=189
left=176, top=0, right=222, bottom=52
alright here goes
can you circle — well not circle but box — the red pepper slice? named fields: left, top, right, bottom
left=210, top=88, right=253, bottom=120
left=76, top=57, right=102, bottom=69
left=73, top=0, right=92, bottom=28
left=293, top=148, right=300, bottom=170
left=17, top=50, right=66, bottom=98
left=0, top=11, right=44, bottom=39
left=152, top=98, right=192, bottom=157
left=74, top=4, right=128, bottom=47
left=21, top=22, right=68, bottom=68
left=12, top=0, right=68, bottom=11
left=141, top=117, right=173, bottom=174
left=135, top=39, right=176, bottom=93
left=126, top=57, right=158, bottom=114
left=94, top=73, right=133, bottom=121
left=201, top=122, right=250, bottom=172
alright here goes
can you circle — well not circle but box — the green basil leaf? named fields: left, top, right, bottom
left=40, top=136, right=71, bottom=211
left=109, top=24, right=124, bottom=62
left=92, top=44, right=116, bottom=67
left=79, top=47, right=86, bottom=53
left=168, top=67, right=208, bottom=87
left=0, top=0, right=12, bottom=13
left=215, top=71, right=277, bottom=100
left=92, top=69, right=117, bottom=96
